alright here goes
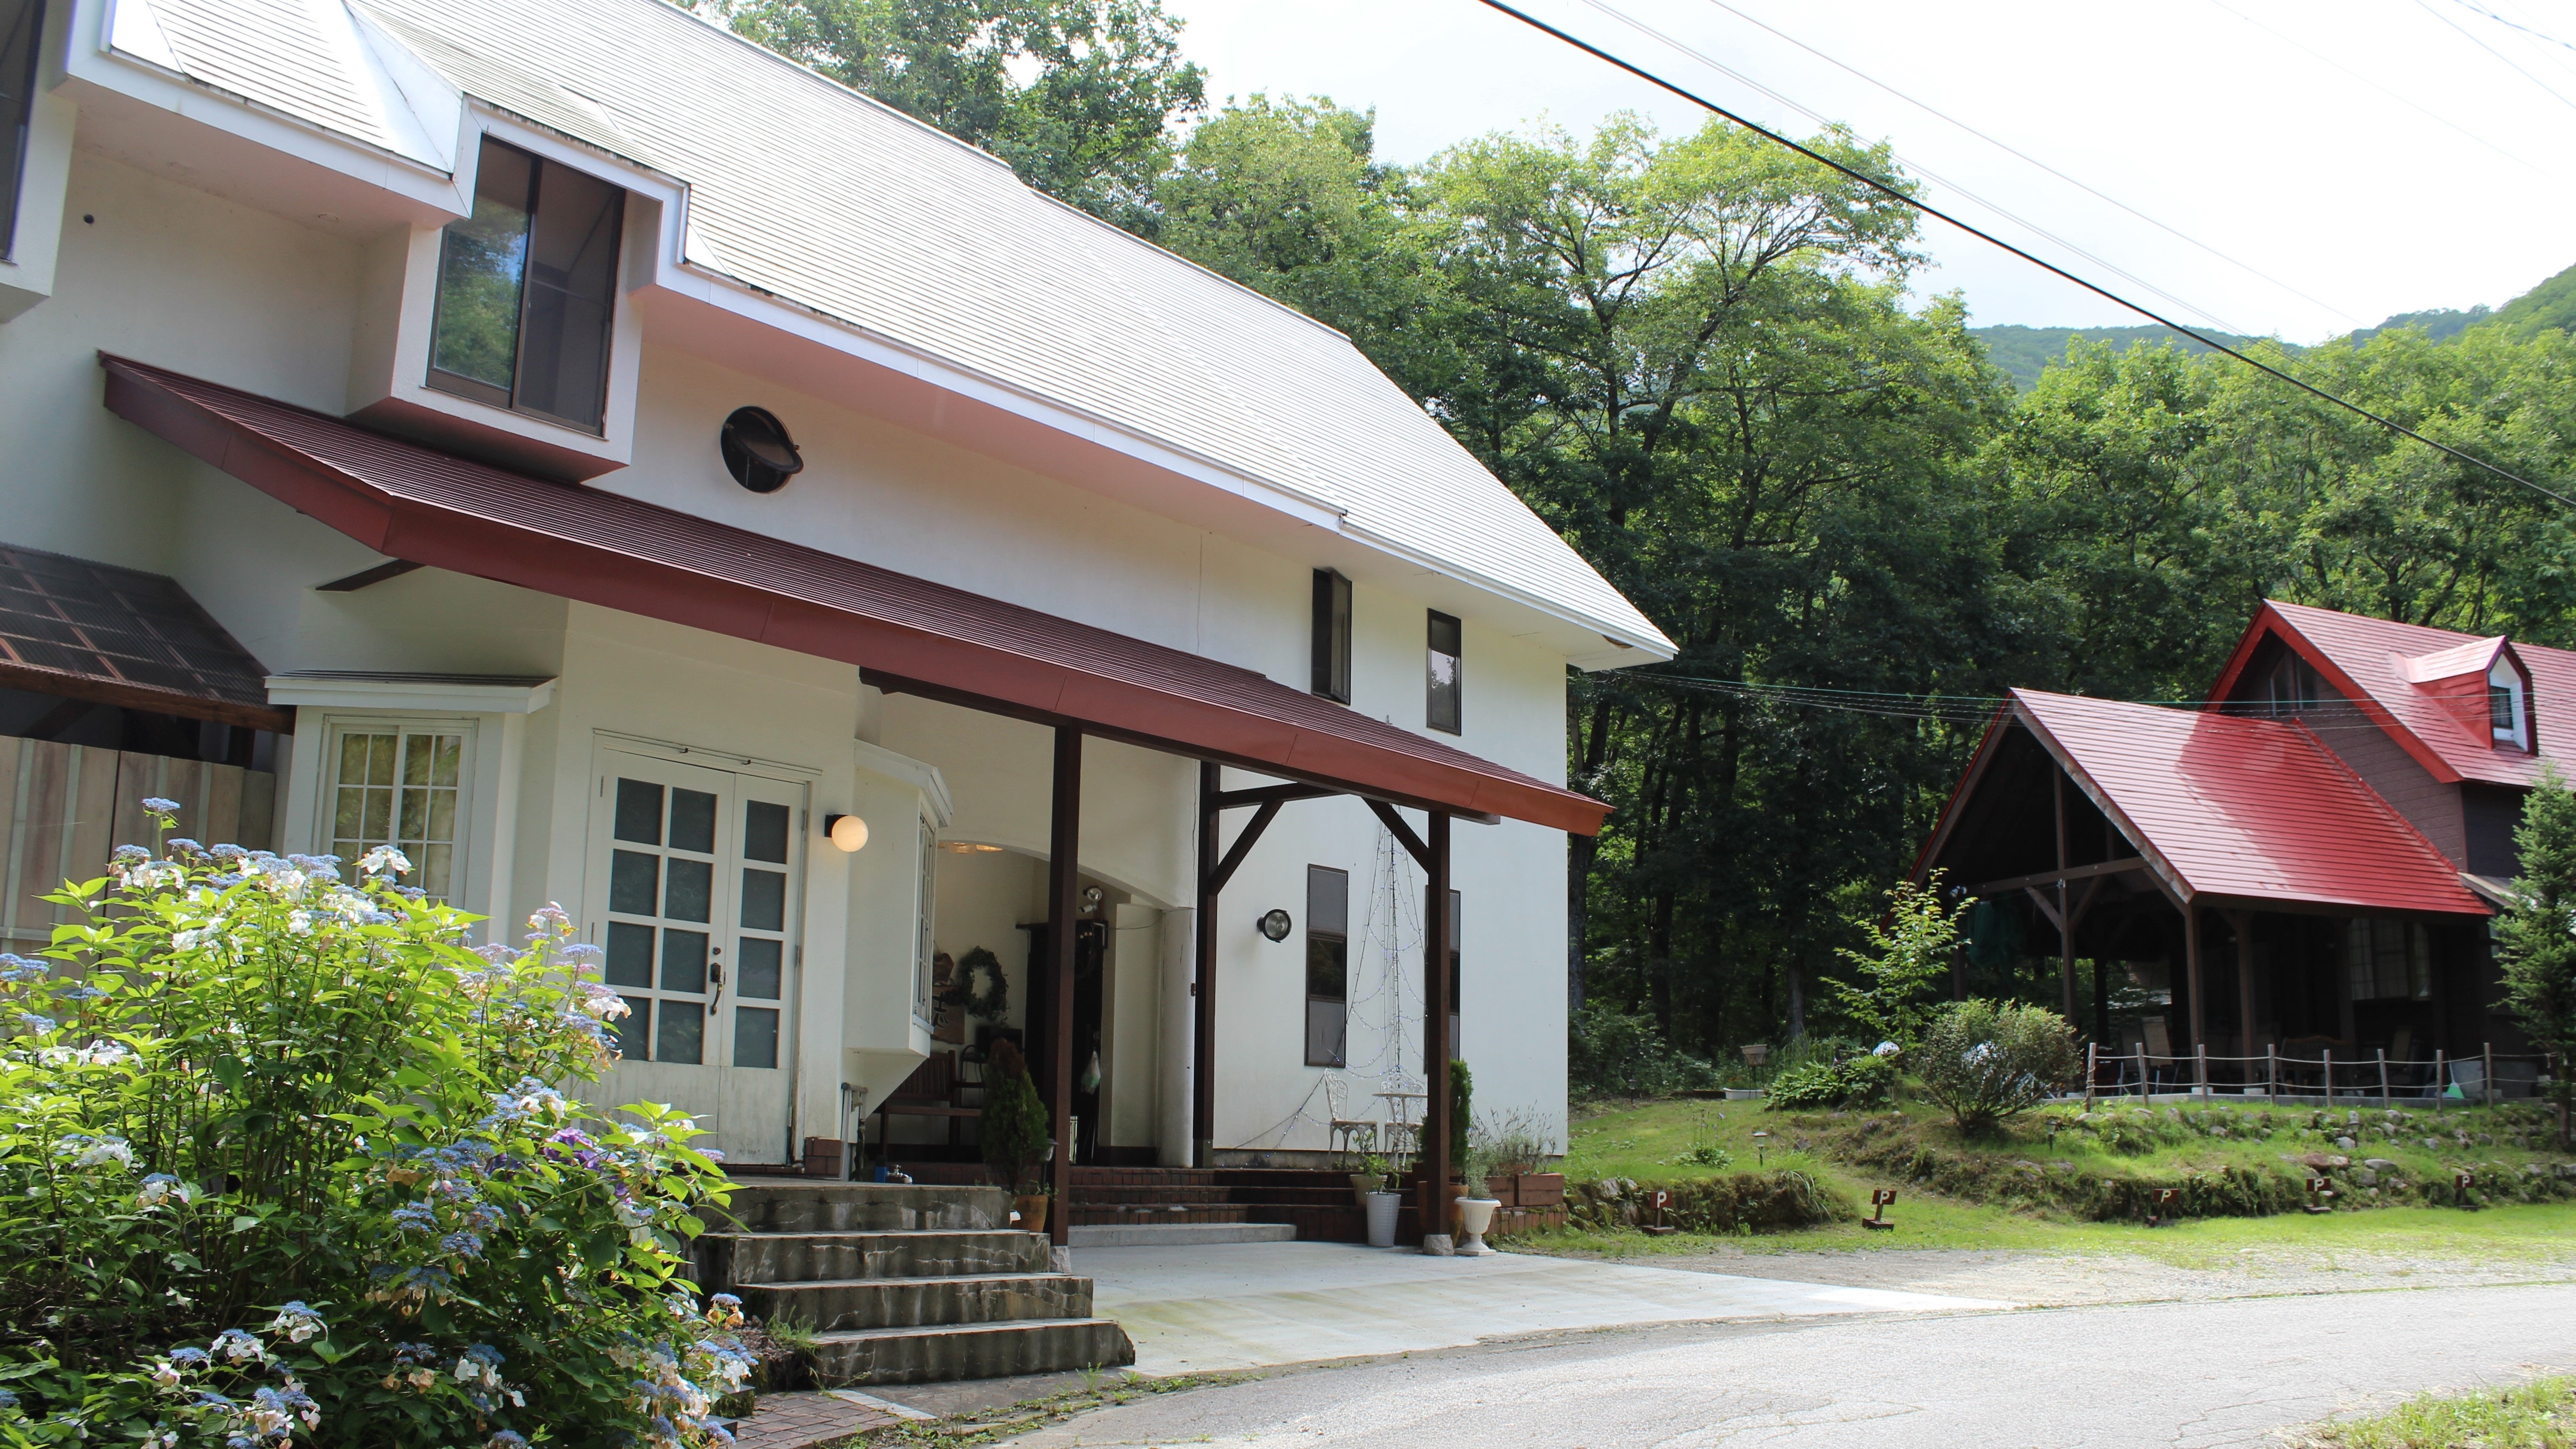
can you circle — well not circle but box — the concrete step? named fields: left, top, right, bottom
left=739, top=1272, right=1092, bottom=1332
left=1067, top=1221, right=1295, bottom=1247
left=712, top=1182, right=1010, bottom=1234
left=697, top=1229, right=1049, bottom=1289
left=810, top=1317, right=1134, bottom=1386
left=1065, top=1183, right=1233, bottom=1206
left=1067, top=1204, right=1250, bottom=1226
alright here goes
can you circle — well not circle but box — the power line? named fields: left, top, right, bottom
left=1472, top=0, right=2576, bottom=511
left=2417, top=0, right=2576, bottom=110
left=1693, top=0, right=2364, bottom=328
left=2449, top=0, right=2576, bottom=54
left=1622, top=670, right=2441, bottom=733
left=2201, top=0, right=2554, bottom=178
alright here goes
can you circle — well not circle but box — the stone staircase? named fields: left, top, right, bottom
left=696, top=1181, right=1133, bottom=1385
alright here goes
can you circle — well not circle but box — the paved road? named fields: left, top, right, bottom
left=1010, top=1284, right=2576, bottom=1448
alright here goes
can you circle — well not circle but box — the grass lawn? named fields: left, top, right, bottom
left=1525, top=1092, right=2576, bottom=1261
left=2287, top=1375, right=2574, bottom=1448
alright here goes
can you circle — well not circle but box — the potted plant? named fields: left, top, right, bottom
left=979, top=1038, right=1052, bottom=1233
left=1453, top=1140, right=1503, bottom=1257
left=1361, top=1158, right=1403, bottom=1249
left=1350, top=1152, right=1390, bottom=1209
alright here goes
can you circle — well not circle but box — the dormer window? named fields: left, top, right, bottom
left=2488, top=658, right=2529, bottom=750
left=427, top=138, right=624, bottom=433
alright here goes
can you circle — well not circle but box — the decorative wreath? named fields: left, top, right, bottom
left=942, top=946, right=1009, bottom=1021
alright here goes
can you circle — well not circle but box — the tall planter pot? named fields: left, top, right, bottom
left=1364, top=1191, right=1403, bottom=1248
left=1014, top=1194, right=1050, bottom=1234
left=1454, top=1197, right=1502, bottom=1256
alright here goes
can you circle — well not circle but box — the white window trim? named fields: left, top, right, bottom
left=2488, top=659, right=2531, bottom=751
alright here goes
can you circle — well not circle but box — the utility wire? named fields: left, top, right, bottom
left=2203, top=0, right=2554, bottom=178
left=1623, top=670, right=2433, bottom=733
left=2416, top=0, right=2576, bottom=110
left=1694, top=0, right=2364, bottom=328
left=1473, top=0, right=2576, bottom=511
left=2449, top=0, right=2576, bottom=54
left=1569, top=0, right=2256, bottom=335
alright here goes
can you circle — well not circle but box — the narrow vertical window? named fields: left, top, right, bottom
left=428, top=137, right=624, bottom=431
left=1427, top=610, right=1462, bottom=734
left=1304, top=865, right=1348, bottom=1067
left=1311, top=568, right=1352, bottom=704
left=328, top=725, right=467, bottom=900
left=2488, top=660, right=2527, bottom=749
left=0, top=0, right=37, bottom=261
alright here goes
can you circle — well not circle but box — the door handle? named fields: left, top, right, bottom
left=708, top=949, right=724, bottom=1015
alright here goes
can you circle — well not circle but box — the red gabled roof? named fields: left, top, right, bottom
left=97, top=355, right=1610, bottom=834
left=2013, top=689, right=2489, bottom=916
left=2208, top=599, right=2575, bottom=788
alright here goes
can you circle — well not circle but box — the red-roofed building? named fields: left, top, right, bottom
left=1916, top=601, right=2557, bottom=1087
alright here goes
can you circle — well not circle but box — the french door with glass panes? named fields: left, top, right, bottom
left=587, top=751, right=804, bottom=1165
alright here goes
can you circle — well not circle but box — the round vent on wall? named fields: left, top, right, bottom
left=721, top=406, right=805, bottom=493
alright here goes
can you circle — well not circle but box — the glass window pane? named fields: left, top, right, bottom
left=360, top=785, right=392, bottom=842
left=364, top=733, right=397, bottom=787
left=1306, top=865, right=1347, bottom=938
left=737, top=937, right=782, bottom=999
left=429, top=141, right=535, bottom=393
left=418, top=843, right=453, bottom=901
left=1428, top=611, right=1462, bottom=734
left=513, top=161, right=623, bottom=429
left=669, top=788, right=717, bottom=855
left=429, top=735, right=463, bottom=787
left=664, top=858, right=712, bottom=922
left=401, top=737, right=435, bottom=786
left=740, top=868, right=785, bottom=932
left=733, top=1006, right=779, bottom=1069
left=604, top=921, right=654, bottom=988
left=655, top=1001, right=703, bottom=1065
left=332, top=785, right=366, bottom=842
left=615, top=997, right=650, bottom=1060
left=425, top=787, right=457, bottom=843
left=609, top=849, right=659, bottom=916
left=1305, top=999, right=1345, bottom=1067
left=0, top=0, right=41, bottom=258
left=613, top=778, right=663, bottom=844
left=742, top=800, right=790, bottom=864
left=1305, top=938, right=1345, bottom=1001
left=659, top=928, right=707, bottom=994
left=399, top=785, right=430, bottom=842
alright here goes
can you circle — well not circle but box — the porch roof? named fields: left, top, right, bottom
left=101, top=355, right=1610, bottom=834
left=0, top=540, right=291, bottom=732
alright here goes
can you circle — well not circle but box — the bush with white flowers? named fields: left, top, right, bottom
left=0, top=802, right=750, bottom=1448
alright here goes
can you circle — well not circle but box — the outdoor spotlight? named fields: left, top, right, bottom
left=1257, top=908, right=1293, bottom=942
left=824, top=813, right=870, bottom=852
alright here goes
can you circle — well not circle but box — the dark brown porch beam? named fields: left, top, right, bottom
left=1970, top=857, right=2147, bottom=899
left=1208, top=799, right=1283, bottom=895
left=1046, top=726, right=1081, bottom=1248
left=1368, top=799, right=1433, bottom=871
left=1213, top=782, right=1341, bottom=812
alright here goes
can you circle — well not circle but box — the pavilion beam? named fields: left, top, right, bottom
left=1046, top=726, right=1082, bottom=1247
left=1968, top=857, right=2146, bottom=898
left=1212, top=782, right=1341, bottom=812
left=1368, top=799, right=1433, bottom=870
left=1418, top=810, right=1453, bottom=1247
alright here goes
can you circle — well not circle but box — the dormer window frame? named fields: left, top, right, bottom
left=2488, top=655, right=2532, bottom=752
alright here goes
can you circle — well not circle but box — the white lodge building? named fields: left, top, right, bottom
left=0, top=0, right=1672, bottom=1247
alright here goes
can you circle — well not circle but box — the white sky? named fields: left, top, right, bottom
left=1157, top=0, right=2576, bottom=343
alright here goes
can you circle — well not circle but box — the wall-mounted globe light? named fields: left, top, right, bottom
left=1257, top=908, right=1292, bottom=942
left=823, top=813, right=869, bottom=852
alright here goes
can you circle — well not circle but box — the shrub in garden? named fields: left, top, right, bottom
left=1568, top=1002, right=1716, bottom=1099
left=1916, top=998, right=2082, bottom=1130
left=1764, top=1051, right=1896, bottom=1110
left=978, top=1039, right=1050, bottom=1192
left=0, top=803, right=749, bottom=1448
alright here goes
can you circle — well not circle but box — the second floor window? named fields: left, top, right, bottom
left=0, top=0, right=39, bottom=261
left=1427, top=611, right=1462, bottom=734
left=1311, top=569, right=1351, bottom=704
left=2488, top=660, right=2529, bottom=749
left=429, top=138, right=624, bottom=432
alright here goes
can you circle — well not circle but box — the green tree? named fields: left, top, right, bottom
left=703, top=0, right=1204, bottom=227
left=2497, top=769, right=2576, bottom=1150
left=1830, top=874, right=1967, bottom=1046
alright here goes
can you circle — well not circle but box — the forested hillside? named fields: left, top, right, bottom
left=1970, top=323, right=2274, bottom=389
left=696, top=0, right=2576, bottom=1070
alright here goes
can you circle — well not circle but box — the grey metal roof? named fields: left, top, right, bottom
left=118, top=0, right=1674, bottom=655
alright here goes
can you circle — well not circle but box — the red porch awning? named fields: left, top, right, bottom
left=101, top=355, right=1609, bottom=834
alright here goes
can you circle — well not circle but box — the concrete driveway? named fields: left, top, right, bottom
left=1012, top=1282, right=2576, bottom=1448
left=1082, top=1242, right=2007, bottom=1375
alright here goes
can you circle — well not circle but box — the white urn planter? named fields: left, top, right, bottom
left=1454, top=1197, right=1502, bottom=1256
left=1364, top=1190, right=1404, bottom=1248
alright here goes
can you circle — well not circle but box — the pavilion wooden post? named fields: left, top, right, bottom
left=2183, top=905, right=2206, bottom=1062
left=2054, top=770, right=2077, bottom=1022
left=1193, top=763, right=1220, bottom=1169
left=2229, top=909, right=2258, bottom=1089
left=1418, top=810, right=1453, bottom=1246
left=1045, top=726, right=1082, bottom=1247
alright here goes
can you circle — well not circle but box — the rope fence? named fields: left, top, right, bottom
left=2079, top=1041, right=2560, bottom=1110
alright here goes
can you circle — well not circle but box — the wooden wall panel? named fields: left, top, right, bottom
left=0, top=741, right=279, bottom=952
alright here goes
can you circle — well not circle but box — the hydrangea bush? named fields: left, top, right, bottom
left=0, top=802, right=750, bottom=1448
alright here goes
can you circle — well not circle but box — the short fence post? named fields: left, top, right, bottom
left=2085, top=1042, right=2097, bottom=1110
left=2434, top=1049, right=2446, bottom=1113
left=2196, top=1044, right=2209, bottom=1097
left=2267, top=1045, right=2278, bottom=1106
left=2378, top=1049, right=2391, bottom=1109
left=2324, top=1048, right=2333, bottom=1107
left=2136, top=1045, right=2149, bottom=1102
left=2484, top=1043, right=2496, bottom=1106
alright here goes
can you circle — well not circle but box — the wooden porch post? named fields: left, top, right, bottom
left=1193, top=762, right=1219, bottom=1169
left=1046, top=726, right=1082, bottom=1247
left=2230, top=909, right=2259, bottom=1074
left=1418, top=811, right=1453, bottom=1246
left=2183, top=904, right=2206, bottom=1058
left=2054, top=769, right=2077, bottom=1022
